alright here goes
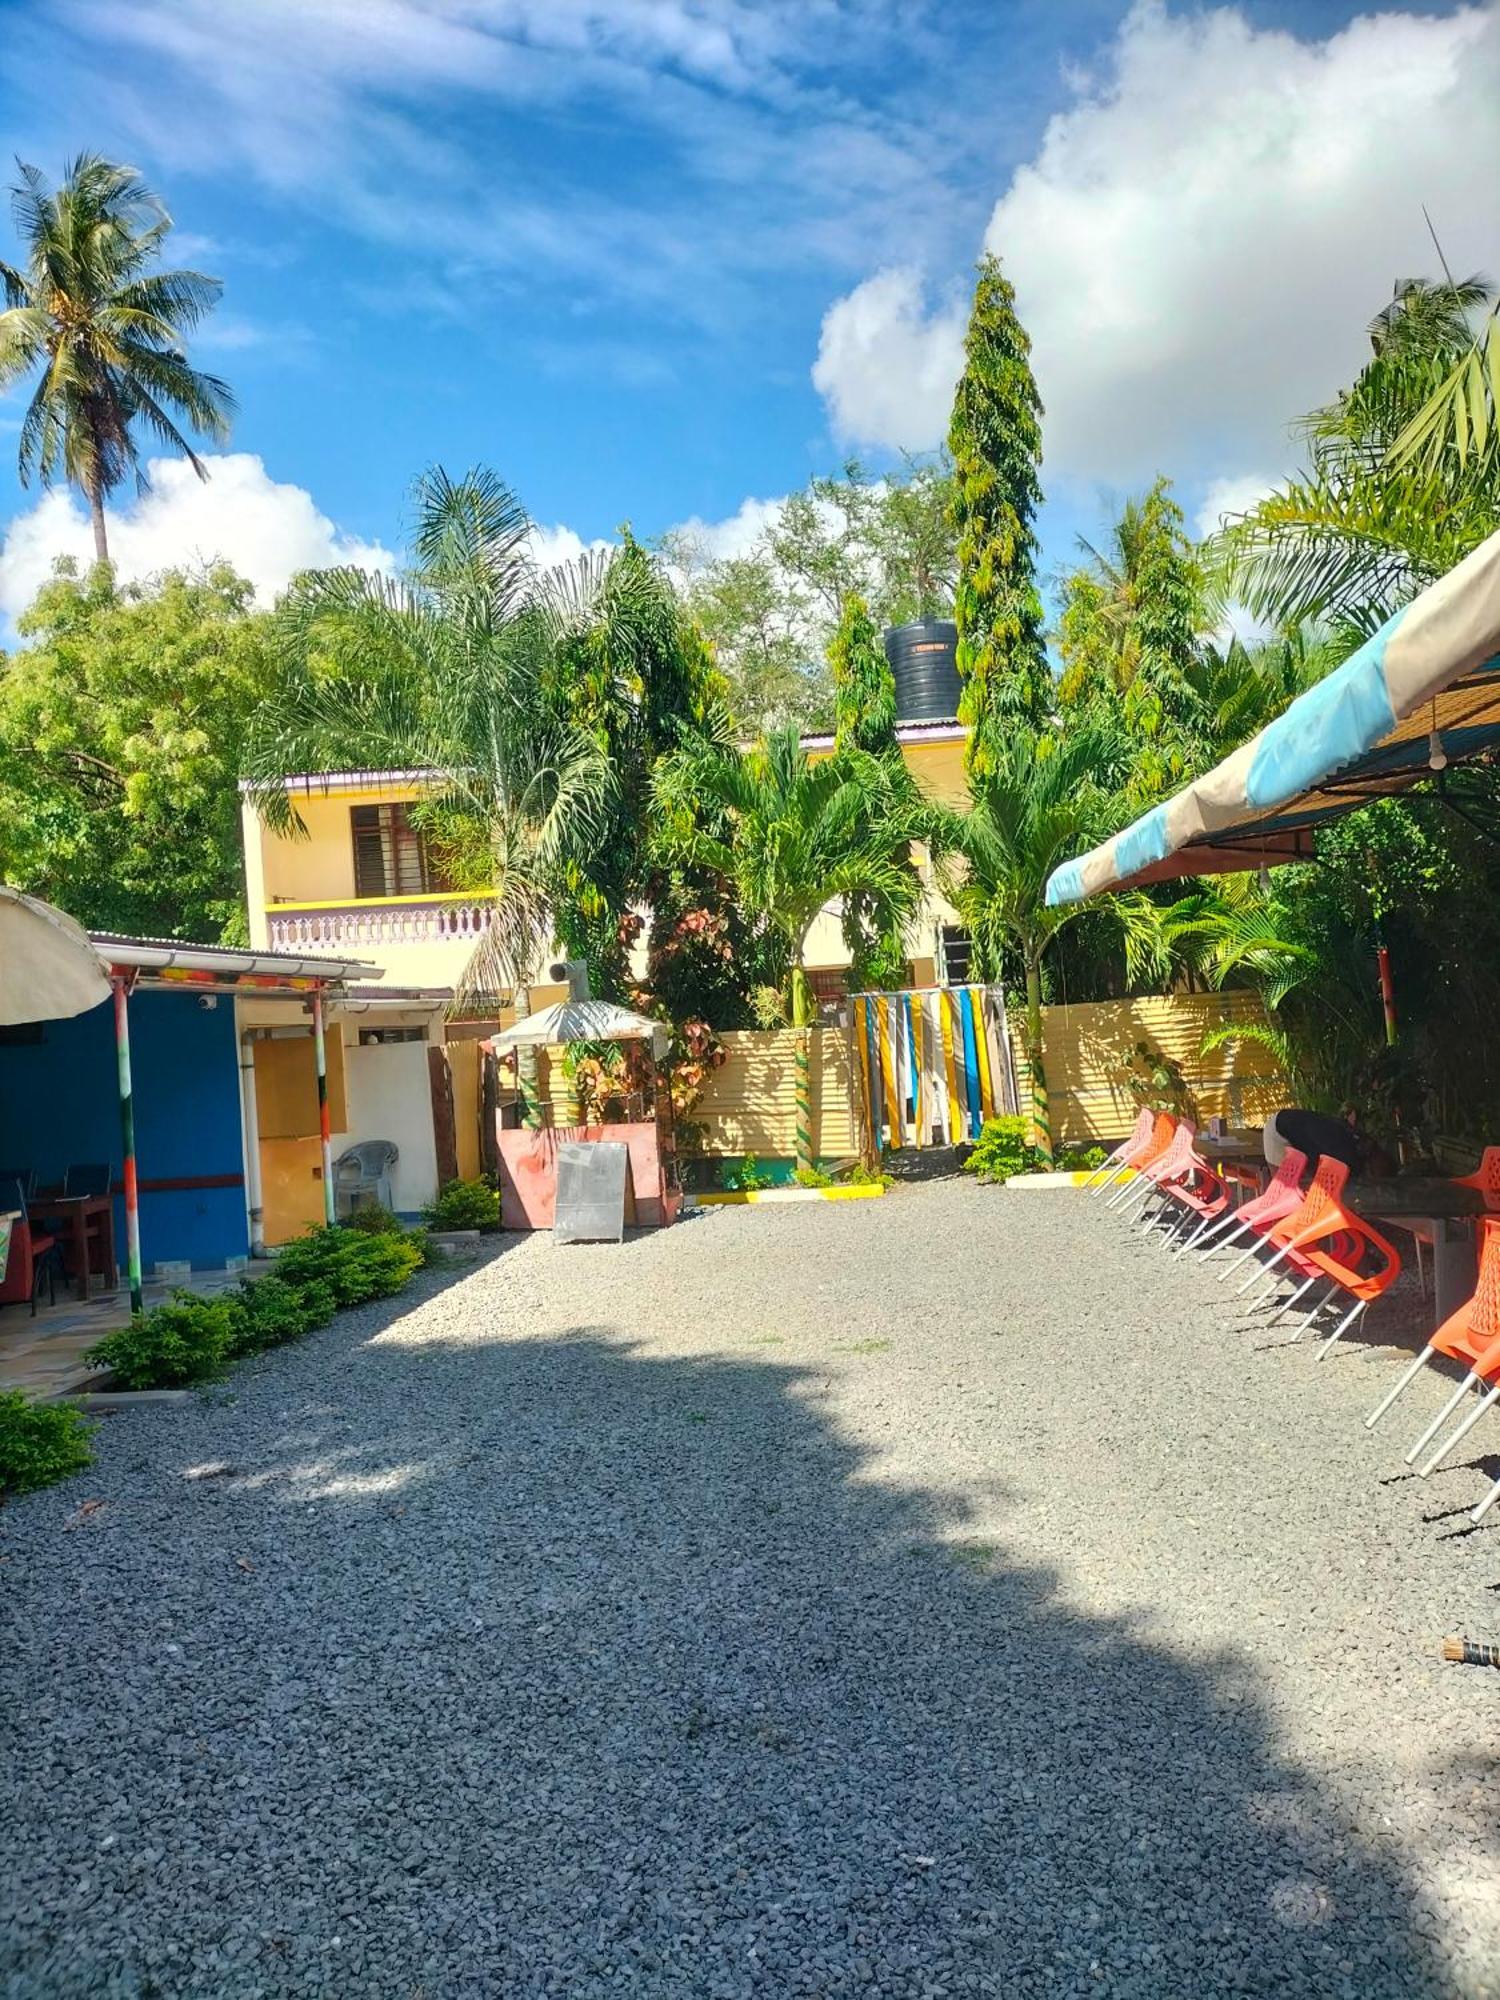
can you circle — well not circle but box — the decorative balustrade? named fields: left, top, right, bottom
left=266, top=898, right=493, bottom=952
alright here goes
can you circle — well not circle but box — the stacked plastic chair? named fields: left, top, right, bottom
left=1084, top=1106, right=1155, bottom=1198
left=1192, top=1146, right=1309, bottom=1268
left=1453, top=1147, right=1500, bottom=1211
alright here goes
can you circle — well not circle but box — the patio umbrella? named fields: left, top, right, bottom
left=0, top=885, right=111, bottom=1024
left=491, top=998, right=671, bottom=1060
left=1045, top=526, right=1500, bottom=906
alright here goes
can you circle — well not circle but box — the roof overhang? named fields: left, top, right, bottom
left=89, top=934, right=381, bottom=995
left=1046, top=526, right=1500, bottom=906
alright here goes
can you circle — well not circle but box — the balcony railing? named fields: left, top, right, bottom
left=266, top=894, right=493, bottom=952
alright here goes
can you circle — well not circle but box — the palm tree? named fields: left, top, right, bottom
left=952, top=725, right=1168, bottom=1161
left=0, top=154, right=233, bottom=563
left=243, top=468, right=612, bottom=1108
left=654, top=727, right=937, bottom=1168
left=1211, top=278, right=1498, bottom=637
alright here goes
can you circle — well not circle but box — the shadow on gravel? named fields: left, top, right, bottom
left=0, top=1278, right=1461, bottom=1998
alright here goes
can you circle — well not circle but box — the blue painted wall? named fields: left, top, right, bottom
left=0, top=991, right=248, bottom=1270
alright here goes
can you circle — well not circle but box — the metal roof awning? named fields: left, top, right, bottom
left=1046, top=527, right=1500, bottom=906
left=88, top=932, right=381, bottom=990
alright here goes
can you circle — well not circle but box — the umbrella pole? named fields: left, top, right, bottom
left=111, top=972, right=144, bottom=1317
left=312, top=984, right=336, bottom=1227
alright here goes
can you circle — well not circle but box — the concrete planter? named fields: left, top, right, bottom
left=693, top=1184, right=886, bottom=1207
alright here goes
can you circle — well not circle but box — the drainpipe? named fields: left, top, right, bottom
left=238, top=1031, right=266, bottom=1259
left=311, top=984, right=336, bottom=1227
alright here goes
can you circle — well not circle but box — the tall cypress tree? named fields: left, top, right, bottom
left=948, top=253, right=1050, bottom=768
left=829, top=590, right=897, bottom=754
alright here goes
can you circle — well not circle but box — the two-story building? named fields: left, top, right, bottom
left=234, top=622, right=976, bottom=1228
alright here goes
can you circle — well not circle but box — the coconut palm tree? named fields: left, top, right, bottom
left=654, top=727, right=938, bottom=1167
left=952, top=724, right=1169, bottom=1160
left=0, top=155, right=235, bottom=564
left=243, top=469, right=612, bottom=1091
left=1211, top=278, right=1498, bottom=637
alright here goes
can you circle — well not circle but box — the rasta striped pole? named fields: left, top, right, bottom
left=111, top=973, right=144, bottom=1318
left=793, top=1025, right=815, bottom=1175
left=311, top=984, right=336, bottom=1227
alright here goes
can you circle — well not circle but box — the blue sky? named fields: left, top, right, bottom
left=1, top=0, right=1497, bottom=625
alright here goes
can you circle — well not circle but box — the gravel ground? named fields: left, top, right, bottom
left=3, top=1173, right=1500, bottom=1999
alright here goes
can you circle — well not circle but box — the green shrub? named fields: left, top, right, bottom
left=722, top=1155, right=772, bottom=1192
left=792, top=1164, right=833, bottom=1188
left=842, top=1161, right=894, bottom=1189
left=88, top=1294, right=236, bottom=1389
left=1056, top=1143, right=1108, bottom=1173
left=228, top=1275, right=322, bottom=1355
left=342, top=1203, right=405, bottom=1236
left=422, top=1178, right=501, bottom=1233
left=0, top=1390, right=95, bottom=1496
left=273, top=1226, right=423, bottom=1307
left=963, top=1115, right=1045, bottom=1185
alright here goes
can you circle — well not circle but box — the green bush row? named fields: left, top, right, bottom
left=85, top=1225, right=427, bottom=1393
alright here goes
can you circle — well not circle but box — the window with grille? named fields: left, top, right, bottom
left=940, top=926, right=974, bottom=985
left=350, top=803, right=445, bottom=898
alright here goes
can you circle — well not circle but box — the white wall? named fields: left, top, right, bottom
left=341, top=1037, right=441, bottom=1215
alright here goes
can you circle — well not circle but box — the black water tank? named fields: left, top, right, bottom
left=884, top=619, right=961, bottom=723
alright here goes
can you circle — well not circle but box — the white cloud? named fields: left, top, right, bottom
left=526, top=522, right=615, bottom=572
left=0, top=453, right=393, bottom=628
left=812, top=268, right=966, bottom=453
left=1193, top=472, right=1276, bottom=541
left=813, top=3, right=1500, bottom=490
left=664, top=494, right=787, bottom=567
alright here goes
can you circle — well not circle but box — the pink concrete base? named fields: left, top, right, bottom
left=497, top=1121, right=680, bottom=1230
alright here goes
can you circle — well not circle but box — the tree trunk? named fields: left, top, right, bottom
left=510, top=981, right=542, bottom=1130
left=1024, top=949, right=1053, bottom=1163
left=87, top=477, right=109, bottom=565
left=789, top=939, right=816, bottom=1176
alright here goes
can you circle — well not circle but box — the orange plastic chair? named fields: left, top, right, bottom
left=1086, top=1105, right=1155, bottom=1197
left=1108, top=1113, right=1177, bottom=1213
left=1369, top=1216, right=1500, bottom=1468
left=1208, top=1147, right=1310, bottom=1277
left=1278, top=1188, right=1402, bottom=1357
left=1452, top=1147, right=1500, bottom=1210
left=1239, top=1156, right=1351, bottom=1302
left=1411, top=1327, right=1500, bottom=1519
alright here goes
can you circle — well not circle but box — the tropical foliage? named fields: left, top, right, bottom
left=0, top=154, right=233, bottom=560
left=0, top=561, right=275, bottom=939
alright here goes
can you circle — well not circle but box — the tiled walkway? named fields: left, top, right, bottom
left=0, top=1265, right=273, bottom=1399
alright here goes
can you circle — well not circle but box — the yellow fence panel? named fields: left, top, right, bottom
left=691, top=1028, right=858, bottom=1160
left=1009, top=989, right=1285, bottom=1144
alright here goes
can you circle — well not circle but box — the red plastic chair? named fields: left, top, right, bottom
left=1085, top=1106, right=1155, bottom=1197
left=1203, top=1146, right=1309, bottom=1275
left=1109, top=1113, right=1178, bottom=1213
left=0, top=1197, right=58, bottom=1317
left=1370, top=1217, right=1500, bottom=1471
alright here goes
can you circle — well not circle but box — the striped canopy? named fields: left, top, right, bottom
left=1046, top=526, right=1500, bottom=906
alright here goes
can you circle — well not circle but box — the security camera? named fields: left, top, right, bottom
left=197, top=993, right=219, bottom=1010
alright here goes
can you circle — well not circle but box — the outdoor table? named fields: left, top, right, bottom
left=40, top=1193, right=118, bottom=1302
left=1197, top=1131, right=1268, bottom=1203
left=1343, top=1178, right=1485, bottom=1323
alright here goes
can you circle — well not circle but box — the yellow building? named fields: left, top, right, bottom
left=800, top=718, right=973, bottom=1001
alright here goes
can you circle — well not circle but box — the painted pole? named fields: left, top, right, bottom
left=311, top=985, right=336, bottom=1227
left=1376, top=944, right=1399, bottom=1046
left=111, top=973, right=144, bottom=1317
